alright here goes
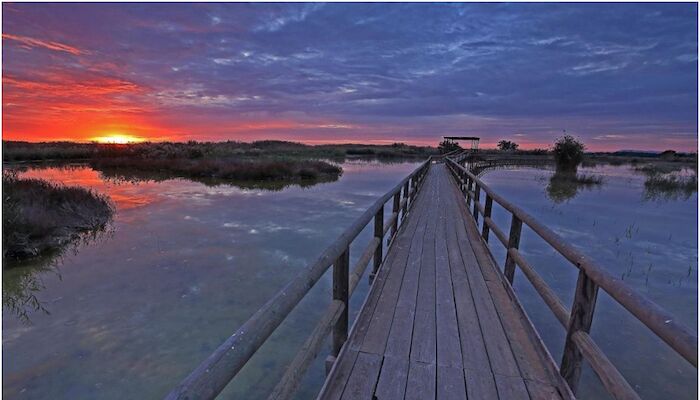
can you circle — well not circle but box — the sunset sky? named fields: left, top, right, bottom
left=2, top=3, right=698, bottom=151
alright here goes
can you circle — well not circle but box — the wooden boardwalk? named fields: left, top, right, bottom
left=318, top=164, right=572, bottom=400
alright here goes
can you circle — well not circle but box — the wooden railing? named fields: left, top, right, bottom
left=445, top=157, right=697, bottom=400
left=165, top=159, right=432, bottom=400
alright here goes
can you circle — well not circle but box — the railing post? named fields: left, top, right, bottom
left=473, top=185, right=481, bottom=223
left=391, top=192, right=400, bottom=239
left=560, top=270, right=599, bottom=394
left=466, top=177, right=473, bottom=207
left=372, top=205, right=384, bottom=278
left=328, top=248, right=349, bottom=370
left=401, top=181, right=409, bottom=221
left=503, top=214, right=522, bottom=284
left=481, top=195, right=493, bottom=242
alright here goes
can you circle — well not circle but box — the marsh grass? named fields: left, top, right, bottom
left=632, top=162, right=698, bottom=200
left=90, top=157, right=342, bottom=183
left=643, top=173, right=697, bottom=201
left=3, top=140, right=436, bottom=162
left=2, top=172, right=115, bottom=263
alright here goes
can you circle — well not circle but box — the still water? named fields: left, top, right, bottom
left=3, top=161, right=697, bottom=399
left=480, top=164, right=697, bottom=400
left=3, top=160, right=421, bottom=399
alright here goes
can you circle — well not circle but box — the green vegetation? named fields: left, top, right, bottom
left=497, top=140, right=519, bottom=151
left=552, top=135, right=585, bottom=172
left=3, top=173, right=114, bottom=264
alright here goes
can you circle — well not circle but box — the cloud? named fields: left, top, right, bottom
left=1, top=3, right=697, bottom=150
left=2, top=33, right=84, bottom=55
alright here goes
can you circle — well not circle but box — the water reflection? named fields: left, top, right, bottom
left=94, top=165, right=340, bottom=191
left=545, top=170, right=603, bottom=203
left=2, top=160, right=421, bottom=400
left=3, top=255, right=60, bottom=323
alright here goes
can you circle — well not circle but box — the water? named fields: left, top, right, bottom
left=479, top=164, right=697, bottom=399
left=3, top=161, right=697, bottom=399
left=3, top=160, right=421, bottom=399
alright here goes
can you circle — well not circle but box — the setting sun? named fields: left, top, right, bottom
left=91, top=134, right=146, bottom=144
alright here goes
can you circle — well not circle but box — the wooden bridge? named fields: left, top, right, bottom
left=166, top=154, right=697, bottom=400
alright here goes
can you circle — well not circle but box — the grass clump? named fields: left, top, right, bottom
left=2, top=173, right=114, bottom=264
left=90, top=157, right=341, bottom=183
left=633, top=162, right=698, bottom=200
left=642, top=172, right=697, bottom=201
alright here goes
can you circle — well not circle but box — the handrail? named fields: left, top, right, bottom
left=165, top=158, right=432, bottom=400
left=444, top=156, right=697, bottom=399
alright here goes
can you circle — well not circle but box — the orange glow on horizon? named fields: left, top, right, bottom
left=91, top=134, right=146, bottom=144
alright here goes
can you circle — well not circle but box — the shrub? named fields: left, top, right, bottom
left=438, top=140, right=461, bottom=154
left=497, top=140, right=519, bottom=152
left=553, top=135, right=585, bottom=171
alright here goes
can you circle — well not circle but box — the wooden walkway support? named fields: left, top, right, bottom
left=165, top=155, right=697, bottom=400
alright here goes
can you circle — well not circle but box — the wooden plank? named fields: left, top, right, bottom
left=383, top=186, right=431, bottom=359
left=464, top=368, right=498, bottom=399
left=494, top=374, right=530, bottom=400
left=349, top=180, right=429, bottom=351
left=435, top=173, right=463, bottom=369
left=445, top=212, right=491, bottom=373
left=409, top=179, right=438, bottom=364
left=437, top=366, right=467, bottom=400
left=374, top=356, right=409, bottom=400
left=459, top=213, right=552, bottom=383
left=320, top=349, right=359, bottom=400
left=405, top=362, right=436, bottom=400
left=339, top=352, right=383, bottom=400
left=450, top=182, right=522, bottom=378
left=361, top=172, right=434, bottom=355
left=449, top=169, right=560, bottom=386
left=447, top=165, right=573, bottom=397
left=524, top=379, right=565, bottom=400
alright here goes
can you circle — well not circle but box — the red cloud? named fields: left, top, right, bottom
left=2, top=33, right=84, bottom=55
